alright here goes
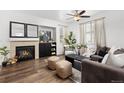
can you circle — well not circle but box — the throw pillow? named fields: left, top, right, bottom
left=108, top=46, right=120, bottom=54
left=101, top=54, right=109, bottom=64
left=98, top=46, right=108, bottom=57
left=106, top=46, right=120, bottom=65
left=112, top=54, right=124, bottom=67
left=106, top=52, right=124, bottom=68
left=114, top=48, right=124, bottom=55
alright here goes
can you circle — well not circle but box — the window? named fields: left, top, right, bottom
left=59, top=25, right=68, bottom=43
left=81, top=21, right=96, bottom=50
left=80, top=18, right=106, bottom=52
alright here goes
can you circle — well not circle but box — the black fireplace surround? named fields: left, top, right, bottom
left=16, top=46, right=35, bottom=62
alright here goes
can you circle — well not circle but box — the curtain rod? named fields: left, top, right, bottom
left=80, top=17, right=105, bottom=25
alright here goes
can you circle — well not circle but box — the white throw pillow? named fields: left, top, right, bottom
left=106, top=47, right=117, bottom=65
left=108, top=46, right=120, bottom=54
left=102, top=54, right=109, bottom=64
left=106, top=53, right=124, bottom=68
left=112, top=54, right=124, bottom=67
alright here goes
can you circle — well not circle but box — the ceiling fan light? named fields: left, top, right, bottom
left=74, top=16, right=80, bottom=21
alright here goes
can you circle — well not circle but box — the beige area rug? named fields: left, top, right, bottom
left=69, top=68, right=81, bottom=83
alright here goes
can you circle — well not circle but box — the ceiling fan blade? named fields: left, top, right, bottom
left=79, top=10, right=86, bottom=15
left=80, top=15, right=90, bottom=18
left=66, top=14, right=75, bottom=16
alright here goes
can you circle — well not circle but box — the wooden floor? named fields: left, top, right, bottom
left=0, top=57, right=74, bottom=83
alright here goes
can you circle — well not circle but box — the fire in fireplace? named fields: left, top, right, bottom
left=16, top=46, right=35, bottom=62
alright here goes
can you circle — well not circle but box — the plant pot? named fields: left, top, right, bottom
left=2, top=61, right=7, bottom=67
left=78, top=49, right=80, bottom=55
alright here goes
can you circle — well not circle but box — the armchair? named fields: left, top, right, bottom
left=90, top=46, right=110, bottom=62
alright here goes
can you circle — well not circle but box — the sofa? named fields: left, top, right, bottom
left=81, top=59, right=124, bottom=83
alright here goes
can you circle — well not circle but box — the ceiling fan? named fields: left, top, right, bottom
left=66, top=10, right=90, bottom=21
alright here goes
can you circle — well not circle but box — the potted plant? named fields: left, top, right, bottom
left=0, top=46, right=9, bottom=67
left=76, top=44, right=87, bottom=55
left=64, top=32, right=77, bottom=51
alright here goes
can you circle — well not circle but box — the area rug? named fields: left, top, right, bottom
left=69, top=68, right=81, bottom=83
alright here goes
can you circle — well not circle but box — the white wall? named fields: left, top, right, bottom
left=0, top=11, right=67, bottom=65
left=80, top=10, right=124, bottom=48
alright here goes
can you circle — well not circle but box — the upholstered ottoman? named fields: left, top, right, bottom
left=47, top=56, right=60, bottom=70
left=56, top=60, right=72, bottom=79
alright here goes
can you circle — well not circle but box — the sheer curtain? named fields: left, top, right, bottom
left=95, top=19, right=106, bottom=48
left=80, top=21, right=96, bottom=50
left=80, top=18, right=106, bottom=50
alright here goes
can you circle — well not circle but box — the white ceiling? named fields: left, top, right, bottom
left=16, top=10, right=100, bottom=22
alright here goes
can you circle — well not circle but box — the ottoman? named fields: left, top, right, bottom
left=56, top=60, right=72, bottom=79
left=47, top=56, right=60, bottom=70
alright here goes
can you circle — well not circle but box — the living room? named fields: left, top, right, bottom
left=0, top=10, right=124, bottom=83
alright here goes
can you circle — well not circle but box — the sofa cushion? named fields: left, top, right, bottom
left=90, top=55, right=103, bottom=62
left=98, top=46, right=108, bottom=57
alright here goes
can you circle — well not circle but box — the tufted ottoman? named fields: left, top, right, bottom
left=47, top=56, right=60, bottom=70
left=56, top=60, right=72, bottom=79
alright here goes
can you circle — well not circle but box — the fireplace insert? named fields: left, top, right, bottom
left=16, top=46, right=35, bottom=62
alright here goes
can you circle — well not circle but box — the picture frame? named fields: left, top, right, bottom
left=10, top=22, right=25, bottom=38
left=27, top=24, right=38, bottom=38
left=10, top=21, right=38, bottom=38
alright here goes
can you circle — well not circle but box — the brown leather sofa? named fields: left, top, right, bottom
left=81, top=59, right=124, bottom=83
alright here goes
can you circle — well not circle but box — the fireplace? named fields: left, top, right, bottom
left=16, top=46, right=35, bottom=62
